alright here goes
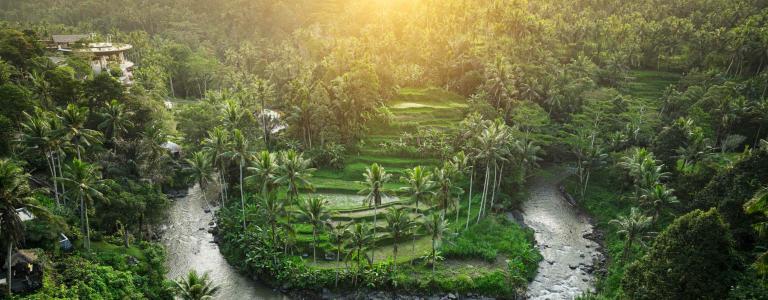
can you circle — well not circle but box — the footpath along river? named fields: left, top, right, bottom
left=161, top=185, right=288, bottom=300
left=521, top=170, right=603, bottom=299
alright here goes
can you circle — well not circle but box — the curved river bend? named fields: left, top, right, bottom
left=522, top=171, right=602, bottom=299
left=161, top=185, right=288, bottom=300
left=161, top=173, right=600, bottom=299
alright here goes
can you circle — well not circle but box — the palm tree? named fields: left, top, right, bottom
left=258, top=187, right=285, bottom=248
left=451, top=152, right=470, bottom=228
left=247, top=150, right=278, bottom=193
left=423, top=213, right=449, bottom=273
left=347, top=222, right=372, bottom=286
left=359, top=163, right=392, bottom=263
left=325, top=220, right=349, bottom=287
left=186, top=151, right=215, bottom=210
left=384, top=207, right=415, bottom=272
left=28, top=71, right=53, bottom=109
left=174, top=270, right=220, bottom=300
left=609, top=207, right=653, bottom=261
left=473, top=121, right=508, bottom=221
left=59, top=104, right=102, bottom=160
left=98, top=99, right=133, bottom=146
left=225, top=129, right=249, bottom=229
left=0, top=159, right=47, bottom=297
left=434, top=165, right=462, bottom=216
left=400, top=165, right=434, bottom=251
left=640, top=184, right=679, bottom=223
left=58, top=159, right=104, bottom=251
left=18, top=111, right=61, bottom=206
left=297, top=197, right=329, bottom=263
left=275, top=149, right=315, bottom=204
left=203, top=127, right=230, bottom=204
left=222, top=99, right=243, bottom=133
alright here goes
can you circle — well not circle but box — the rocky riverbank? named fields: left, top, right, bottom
left=521, top=170, right=607, bottom=299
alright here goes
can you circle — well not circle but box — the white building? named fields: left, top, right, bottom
left=50, top=35, right=135, bottom=85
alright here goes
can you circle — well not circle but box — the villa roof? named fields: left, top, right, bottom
left=52, top=34, right=89, bottom=44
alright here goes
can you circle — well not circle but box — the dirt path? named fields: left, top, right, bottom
left=522, top=171, right=602, bottom=299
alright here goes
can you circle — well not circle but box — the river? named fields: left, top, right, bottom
left=160, top=185, right=288, bottom=300
left=161, top=174, right=599, bottom=299
left=521, top=170, right=602, bottom=299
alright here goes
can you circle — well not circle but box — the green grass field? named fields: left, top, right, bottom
left=313, top=87, right=467, bottom=195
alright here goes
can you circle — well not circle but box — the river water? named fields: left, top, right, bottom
left=521, top=171, right=602, bottom=299
left=160, top=185, right=288, bottom=300
left=160, top=175, right=599, bottom=299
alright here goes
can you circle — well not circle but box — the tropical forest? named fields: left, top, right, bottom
left=1, top=0, right=768, bottom=299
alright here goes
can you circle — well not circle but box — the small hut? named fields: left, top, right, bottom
left=0, top=249, right=43, bottom=293
left=161, top=141, right=182, bottom=158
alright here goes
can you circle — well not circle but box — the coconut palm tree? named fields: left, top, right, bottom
left=400, top=166, right=435, bottom=213
left=640, top=184, right=679, bottom=223
left=59, top=104, right=102, bottom=160
left=203, top=127, right=230, bottom=204
left=275, top=149, right=315, bottom=204
left=174, top=270, right=220, bottom=300
left=400, top=165, right=435, bottom=251
left=225, top=129, right=249, bottom=229
left=384, top=207, right=415, bottom=272
left=247, top=150, right=278, bottom=193
left=186, top=151, right=215, bottom=210
left=325, top=220, right=349, bottom=287
left=28, top=71, right=53, bottom=109
left=18, top=111, right=61, bottom=206
left=221, top=99, right=243, bottom=133
left=98, top=99, right=133, bottom=146
left=423, top=213, right=449, bottom=273
left=59, top=159, right=104, bottom=251
left=434, top=165, right=462, bottom=217
left=0, top=159, right=48, bottom=297
left=609, top=207, right=653, bottom=261
left=451, top=152, right=471, bottom=229
left=638, top=159, right=670, bottom=191
left=257, top=187, right=285, bottom=248
left=347, top=222, right=372, bottom=286
left=473, top=121, right=508, bottom=221
left=359, top=163, right=392, bottom=263
left=297, top=197, right=329, bottom=263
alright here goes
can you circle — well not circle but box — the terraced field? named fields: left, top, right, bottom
left=294, top=87, right=473, bottom=264
left=312, top=87, right=467, bottom=194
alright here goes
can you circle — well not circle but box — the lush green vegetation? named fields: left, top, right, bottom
left=1, top=0, right=768, bottom=299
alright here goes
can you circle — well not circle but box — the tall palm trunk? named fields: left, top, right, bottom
left=393, top=239, right=398, bottom=273
left=335, top=246, right=341, bottom=287
left=622, top=237, right=633, bottom=262
left=466, top=168, right=474, bottom=230
left=489, top=164, right=498, bottom=214
left=431, top=238, right=436, bottom=273
left=46, top=151, right=60, bottom=206
left=239, top=159, right=245, bottom=229
left=6, top=242, right=12, bottom=296
left=84, top=197, right=91, bottom=251
left=56, top=151, right=67, bottom=205
left=312, top=227, right=318, bottom=263
left=371, top=199, right=377, bottom=264
left=478, top=164, right=490, bottom=223
left=490, top=162, right=503, bottom=214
